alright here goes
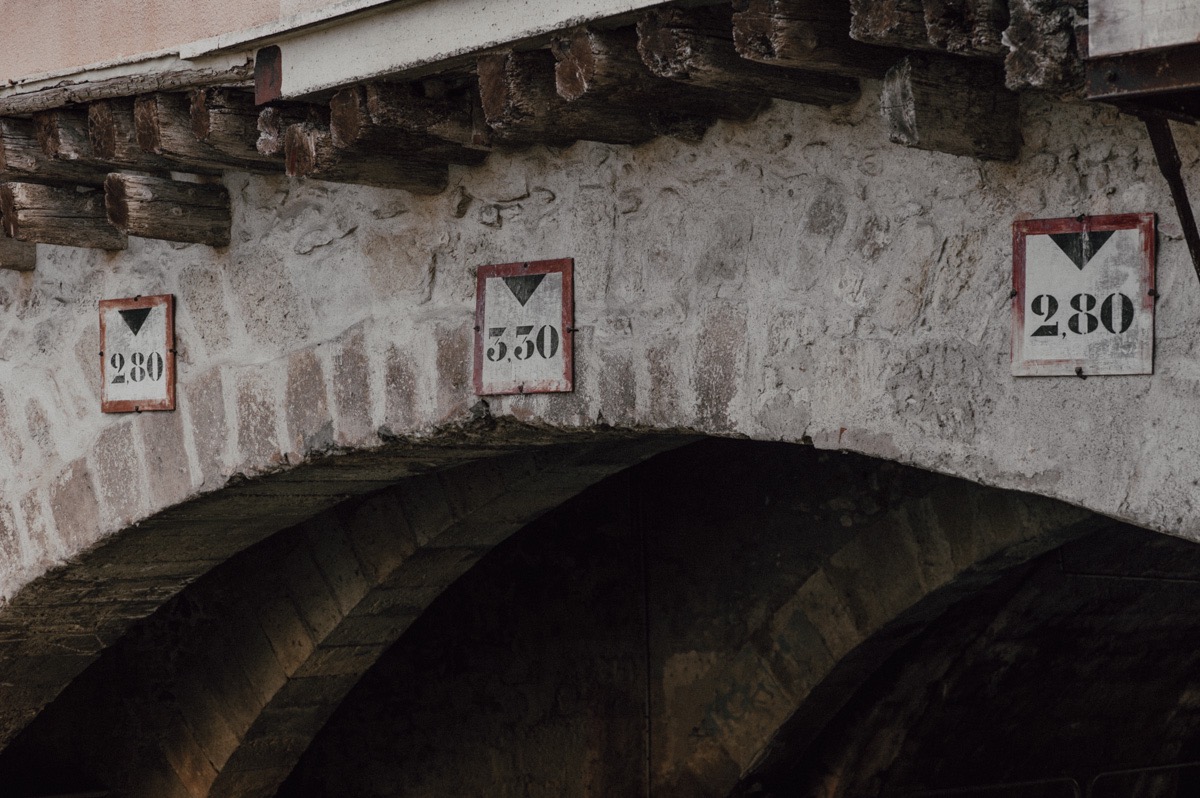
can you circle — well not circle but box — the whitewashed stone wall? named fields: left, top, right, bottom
left=0, top=83, right=1195, bottom=603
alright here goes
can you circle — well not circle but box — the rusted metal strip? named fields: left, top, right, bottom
left=1141, top=112, right=1200, bottom=286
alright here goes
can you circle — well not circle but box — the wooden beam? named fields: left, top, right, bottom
left=135, top=93, right=281, bottom=173
left=923, top=0, right=1008, bottom=57
left=731, top=0, right=899, bottom=78
left=880, top=53, right=1019, bottom=160
left=0, top=118, right=107, bottom=186
left=1004, top=0, right=1084, bottom=93
left=552, top=26, right=765, bottom=122
left=284, top=121, right=449, bottom=194
left=479, top=49, right=662, bottom=146
left=257, top=107, right=289, bottom=157
left=105, top=174, right=231, bottom=247
left=849, top=0, right=930, bottom=50
left=637, top=6, right=860, bottom=106
left=0, top=56, right=253, bottom=117
left=34, top=108, right=97, bottom=164
left=89, top=98, right=177, bottom=172
left=0, top=237, right=36, bottom=271
left=329, top=85, right=488, bottom=166
left=191, top=88, right=308, bottom=166
left=0, top=182, right=126, bottom=250
left=364, top=82, right=492, bottom=151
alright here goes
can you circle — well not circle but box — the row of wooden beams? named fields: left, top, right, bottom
left=329, top=85, right=489, bottom=165
left=480, top=49, right=665, bottom=146
left=551, top=27, right=765, bottom=122
left=283, top=120, right=450, bottom=193
left=637, top=5, right=861, bottom=104
left=731, top=0, right=900, bottom=77
left=850, top=0, right=1008, bottom=58
left=2, top=0, right=1024, bottom=216
left=0, top=174, right=231, bottom=250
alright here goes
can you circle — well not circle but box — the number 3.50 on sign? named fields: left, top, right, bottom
left=100, top=294, right=176, bottom=412
left=474, top=259, right=574, bottom=395
left=1012, top=214, right=1155, bottom=376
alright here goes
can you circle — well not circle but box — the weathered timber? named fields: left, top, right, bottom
left=637, top=6, right=860, bottom=106
left=329, top=85, right=488, bottom=166
left=364, top=82, right=492, bottom=150
left=192, top=88, right=309, bottom=165
left=34, top=108, right=97, bottom=164
left=0, top=237, right=36, bottom=271
left=89, top=98, right=178, bottom=172
left=850, top=0, right=931, bottom=50
left=0, top=57, right=254, bottom=117
left=0, top=182, right=126, bottom=249
left=731, top=0, right=899, bottom=78
left=1004, top=0, right=1085, bottom=94
left=881, top=53, right=1020, bottom=160
left=479, top=49, right=663, bottom=146
left=284, top=121, right=448, bottom=194
left=258, top=107, right=289, bottom=157
left=552, top=26, right=765, bottom=123
left=136, top=93, right=282, bottom=173
left=105, top=173, right=231, bottom=247
left=924, top=0, right=1009, bottom=57
left=0, top=118, right=108, bottom=186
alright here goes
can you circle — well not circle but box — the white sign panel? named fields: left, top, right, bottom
left=1012, top=215, right=1155, bottom=377
left=100, top=294, right=176, bottom=412
left=474, top=259, right=574, bottom=395
left=1091, top=0, right=1200, bottom=58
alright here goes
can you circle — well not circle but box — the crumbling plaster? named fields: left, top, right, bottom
left=0, top=83, right=1193, bottom=603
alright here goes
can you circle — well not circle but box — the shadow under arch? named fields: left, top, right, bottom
left=251, top=438, right=1108, bottom=798
left=746, top=522, right=1200, bottom=797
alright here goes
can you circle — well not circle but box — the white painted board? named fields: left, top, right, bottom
left=1091, top=0, right=1200, bottom=58
left=474, top=259, right=574, bottom=395
left=1012, top=215, right=1155, bottom=377
left=100, top=294, right=176, bottom=412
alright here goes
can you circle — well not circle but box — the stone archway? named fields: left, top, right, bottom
left=231, top=439, right=1111, bottom=798
left=0, top=428, right=686, bottom=796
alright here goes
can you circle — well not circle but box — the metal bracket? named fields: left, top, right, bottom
left=1141, top=112, right=1200, bottom=286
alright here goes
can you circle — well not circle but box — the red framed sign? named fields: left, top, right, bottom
left=1012, top=214, right=1155, bottom=377
left=99, top=294, right=176, bottom=412
left=474, top=258, right=574, bottom=395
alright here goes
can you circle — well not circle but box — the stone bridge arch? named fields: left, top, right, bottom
left=0, top=437, right=1102, bottom=798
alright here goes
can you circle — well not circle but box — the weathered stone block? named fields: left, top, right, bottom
left=285, top=349, right=333, bottom=456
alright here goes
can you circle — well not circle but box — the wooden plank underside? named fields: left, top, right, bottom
left=1091, top=0, right=1200, bottom=58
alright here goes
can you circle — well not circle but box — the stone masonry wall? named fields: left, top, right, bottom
left=1, top=81, right=1196, bottom=605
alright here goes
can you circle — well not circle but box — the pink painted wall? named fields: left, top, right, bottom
left=1, top=0, right=308, bottom=83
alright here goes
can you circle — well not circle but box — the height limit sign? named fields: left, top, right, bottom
left=100, top=294, right=176, bottom=413
left=1012, top=214, right=1155, bottom=377
left=474, top=259, right=574, bottom=395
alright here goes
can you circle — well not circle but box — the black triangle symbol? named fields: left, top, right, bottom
left=1048, top=230, right=1116, bottom=270
left=119, top=307, right=152, bottom=336
left=503, top=274, right=546, bottom=307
